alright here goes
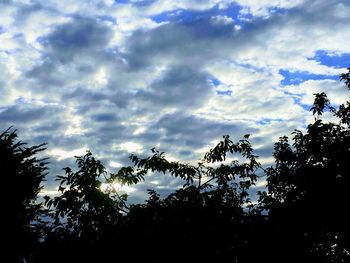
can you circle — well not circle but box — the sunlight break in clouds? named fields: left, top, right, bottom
left=118, top=142, right=144, bottom=153
left=47, top=147, right=88, bottom=161
left=100, top=182, right=136, bottom=194
left=1, top=0, right=350, bottom=202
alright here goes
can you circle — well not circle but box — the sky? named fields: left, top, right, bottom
left=1, top=0, right=350, bottom=202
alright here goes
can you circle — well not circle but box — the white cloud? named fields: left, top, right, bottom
left=64, top=107, right=88, bottom=136
left=284, top=79, right=348, bottom=106
left=117, top=142, right=144, bottom=153
left=48, top=147, right=88, bottom=161
left=91, top=67, right=109, bottom=87
left=109, top=161, right=123, bottom=168
left=237, top=0, right=306, bottom=17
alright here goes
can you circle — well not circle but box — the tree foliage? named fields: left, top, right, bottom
left=259, top=68, right=350, bottom=262
left=45, top=151, right=125, bottom=232
left=38, top=151, right=128, bottom=262
left=121, top=134, right=261, bottom=262
left=0, top=128, right=47, bottom=262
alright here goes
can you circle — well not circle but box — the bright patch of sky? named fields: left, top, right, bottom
left=1, top=0, right=350, bottom=202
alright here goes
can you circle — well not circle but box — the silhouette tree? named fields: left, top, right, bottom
left=38, top=151, right=128, bottom=262
left=37, top=135, right=261, bottom=262
left=336, top=67, right=350, bottom=125
left=0, top=127, right=48, bottom=262
left=115, top=134, right=262, bottom=262
left=259, top=68, right=350, bottom=262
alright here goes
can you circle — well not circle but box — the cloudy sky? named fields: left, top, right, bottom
left=1, top=0, right=350, bottom=201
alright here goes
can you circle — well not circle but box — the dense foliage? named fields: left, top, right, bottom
left=1, top=128, right=47, bottom=262
left=3, top=69, right=350, bottom=262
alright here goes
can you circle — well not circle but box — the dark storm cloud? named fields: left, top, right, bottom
left=14, top=2, right=43, bottom=21
left=122, top=0, right=350, bottom=75
left=26, top=59, right=65, bottom=87
left=136, top=65, right=212, bottom=108
left=41, top=17, right=112, bottom=63
left=25, top=16, right=115, bottom=93
left=0, top=0, right=12, bottom=5
left=141, top=112, right=258, bottom=155
left=91, top=112, right=118, bottom=122
left=0, top=103, right=58, bottom=123
left=84, top=123, right=129, bottom=146
left=61, top=87, right=109, bottom=103
left=123, top=18, right=237, bottom=69
left=0, top=103, right=69, bottom=162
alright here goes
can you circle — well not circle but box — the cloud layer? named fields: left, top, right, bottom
left=1, top=0, right=350, bottom=201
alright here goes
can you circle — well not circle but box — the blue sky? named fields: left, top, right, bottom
left=1, top=0, right=350, bottom=201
